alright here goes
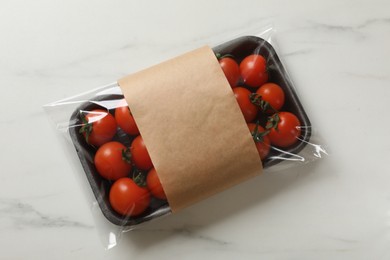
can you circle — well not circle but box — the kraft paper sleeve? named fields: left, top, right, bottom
left=118, top=46, right=262, bottom=212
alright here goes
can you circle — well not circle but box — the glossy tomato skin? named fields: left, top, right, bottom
left=131, top=135, right=153, bottom=171
left=219, top=57, right=240, bottom=87
left=233, top=87, right=258, bottom=123
left=115, top=104, right=140, bottom=136
left=82, top=109, right=117, bottom=147
left=94, top=141, right=131, bottom=180
left=257, top=83, right=285, bottom=111
left=240, top=54, right=268, bottom=88
left=247, top=123, right=271, bottom=160
left=268, top=112, right=301, bottom=147
left=146, top=168, right=167, bottom=200
left=109, top=178, right=150, bottom=217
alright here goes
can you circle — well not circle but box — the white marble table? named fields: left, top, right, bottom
left=1, top=0, right=389, bottom=259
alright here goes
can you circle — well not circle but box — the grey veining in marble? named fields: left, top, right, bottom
left=1, top=0, right=390, bottom=259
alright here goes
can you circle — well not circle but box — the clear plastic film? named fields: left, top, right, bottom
left=44, top=25, right=328, bottom=248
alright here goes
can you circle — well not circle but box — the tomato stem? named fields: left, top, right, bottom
left=122, top=147, right=132, bottom=164
left=249, top=93, right=278, bottom=114
left=252, top=121, right=270, bottom=143
left=79, top=112, right=92, bottom=144
left=266, top=113, right=280, bottom=132
left=132, top=168, right=146, bottom=187
left=249, top=93, right=281, bottom=132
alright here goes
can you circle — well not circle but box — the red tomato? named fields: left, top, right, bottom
left=115, top=101, right=140, bottom=135
left=79, top=109, right=117, bottom=147
left=131, top=135, right=153, bottom=171
left=146, top=168, right=167, bottom=200
left=219, top=57, right=240, bottom=87
left=256, top=83, right=285, bottom=111
left=240, top=54, right=268, bottom=88
left=247, top=123, right=270, bottom=160
left=233, top=87, right=258, bottom=123
left=109, top=177, right=150, bottom=216
left=268, top=112, right=301, bottom=147
left=94, top=141, right=132, bottom=180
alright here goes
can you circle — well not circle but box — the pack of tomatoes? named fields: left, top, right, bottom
left=45, top=34, right=326, bottom=235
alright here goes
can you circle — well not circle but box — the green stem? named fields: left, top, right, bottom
left=266, top=113, right=280, bottom=132
left=78, top=112, right=92, bottom=144
left=122, top=147, right=131, bottom=164
left=251, top=121, right=270, bottom=143
left=249, top=93, right=278, bottom=114
left=132, top=169, right=146, bottom=187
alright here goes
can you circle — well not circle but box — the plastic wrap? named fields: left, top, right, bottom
left=44, top=26, right=327, bottom=248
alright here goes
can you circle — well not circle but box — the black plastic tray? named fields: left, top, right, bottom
left=69, top=36, right=311, bottom=226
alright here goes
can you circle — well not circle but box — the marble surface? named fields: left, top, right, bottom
left=1, top=0, right=390, bottom=259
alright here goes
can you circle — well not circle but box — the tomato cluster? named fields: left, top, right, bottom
left=78, top=53, right=303, bottom=219
left=79, top=102, right=166, bottom=217
left=218, top=53, right=302, bottom=161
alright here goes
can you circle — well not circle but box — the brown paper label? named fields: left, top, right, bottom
left=118, top=46, right=262, bottom=212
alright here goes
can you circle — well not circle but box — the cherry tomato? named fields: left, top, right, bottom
left=247, top=123, right=271, bottom=160
left=115, top=100, right=140, bottom=135
left=240, top=54, right=268, bottom=88
left=79, top=109, right=117, bottom=147
left=256, top=83, right=285, bottom=111
left=109, top=177, right=150, bottom=216
left=219, top=57, right=240, bottom=87
left=146, top=168, right=167, bottom=200
left=268, top=112, right=301, bottom=147
left=131, top=135, right=153, bottom=171
left=94, top=141, right=132, bottom=180
left=233, top=87, right=258, bottom=123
